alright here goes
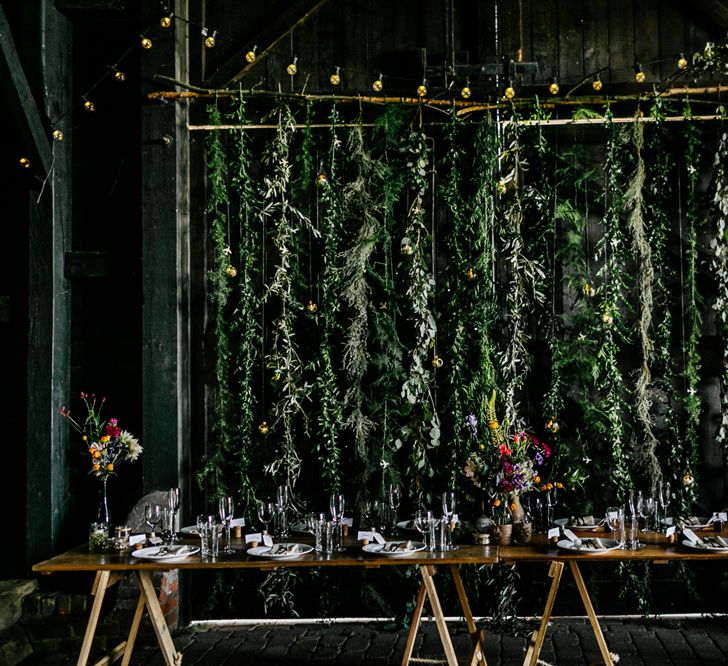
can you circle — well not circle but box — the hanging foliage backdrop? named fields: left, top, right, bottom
left=195, top=96, right=727, bottom=619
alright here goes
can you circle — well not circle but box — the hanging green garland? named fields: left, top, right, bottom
left=262, top=102, right=317, bottom=489
left=398, top=129, right=439, bottom=502
left=197, top=103, right=233, bottom=497
left=711, top=127, right=728, bottom=449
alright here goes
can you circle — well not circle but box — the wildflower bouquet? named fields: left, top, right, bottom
left=464, top=391, right=550, bottom=506
left=59, top=392, right=142, bottom=480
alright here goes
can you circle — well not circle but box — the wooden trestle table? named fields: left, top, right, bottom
left=33, top=529, right=728, bottom=666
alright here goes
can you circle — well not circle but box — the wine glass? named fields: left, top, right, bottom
left=414, top=509, right=434, bottom=551
left=257, top=500, right=274, bottom=535
left=167, top=487, right=180, bottom=541
left=642, top=497, right=657, bottom=533
left=389, top=484, right=402, bottom=534
left=218, top=496, right=235, bottom=554
left=277, top=484, right=290, bottom=539
left=329, top=493, right=345, bottom=552
left=144, top=504, right=161, bottom=537
left=658, top=481, right=671, bottom=529
left=606, top=506, right=624, bottom=548
left=628, top=490, right=640, bottom=549
left=360, top=500, right=373, bottom=531
left=441, top=491, right=457, bottom=550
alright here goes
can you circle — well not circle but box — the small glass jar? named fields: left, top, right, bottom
left=89, top=523, right=109, bottom=553
left=112, top=525, right=131, bottom=551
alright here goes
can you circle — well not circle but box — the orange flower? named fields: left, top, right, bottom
left=534, top=475, right=541, bottom=484
left=91, top=450, right=101, bottom=459
left=106, top=463, right=114, bottom=471
left=509, top=503, right=517, bottom=512
left=555, top=482, right=564, bottom=489
left=493, top=498, right=501, bottom=507
left=546, top=482, right=553, bottom=490
left=488, top=420, right=499, bottom=430
left=540, top=484, right=547, bottom=491
left=92, top=463, right=100, bottom=471
left=100, top=435, right=111, bottom=443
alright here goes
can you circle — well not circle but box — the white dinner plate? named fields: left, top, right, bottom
left=664, top=517, right=712, bottom=529
left=246, top=543, right=313, bottom=559
left=131, top=545, right=200, bottom=562
left=556, top=538, right=620, bottom=553
left=361, top=541, right=427, bottom=557
left=290, top=523, right=311, bottom=534
left=681, top=538, right=728, bottom=552
left=396, top=520, right=419, bottom=532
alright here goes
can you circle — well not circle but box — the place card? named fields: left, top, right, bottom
left=263, top=534, right=273, bottom=547
left=547, top=527, right=561, bottom=540
left=452, top=513, right=459, bottom=524
left=341, top=517, right=354, bottom=527
left=129, top=534, right=146, bottom=546
left=357, top=530, right=374, bottom=542
left=562, top=528, right=580, bottom=543
left=666, top=526, right=676, bottom=538
left=245, top=532, right=262, bottom=544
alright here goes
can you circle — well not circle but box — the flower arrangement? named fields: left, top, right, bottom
left=464, top=391, right=551, bottom=511
left=59, top=392, right=142, bottom=480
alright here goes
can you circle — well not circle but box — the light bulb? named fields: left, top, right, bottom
left=504, top=82, right=515, bottom=99
left=460, top=85, right=472, bottom=99
left=19, top=157, right=31, bottom=169
left=372, top=74, right=383, bottom=92
left=114, top=69, right=126, bottom=82
left=83, top=99, right=95, bottom=112
left=330, top=67, right=341, bottom=85
left=548, top=78, right=559, bottom=95
left=204, top=31, right=217, bottom=48
left=678, top=53, right=688, bottom=70
left=245, top=46, right=257, bottom=63
left=52, top=129, right=64, bottom=142
left=160, top=16, right=172, bottom=28
left=141, top=36, right=153, bottom=50
left=592, top=75, right=603, bottom=91
left=417, top=83, right=427, bottom=97
left=287, top=57, right=298, bottom=75
left=635, top=64, right=645, bottom=83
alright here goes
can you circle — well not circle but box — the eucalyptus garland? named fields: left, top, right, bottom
left=261, top=102, right=317, bottom=489
left=711, top=129, right=728, bottom=448
left=624, top=118, right=661, bottom=488
left=398, top=129, right=439, bottom=502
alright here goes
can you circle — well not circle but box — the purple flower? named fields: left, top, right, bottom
left=466, top=414, right=478, bottom=438
left=535, top=452, right=544, bottom=466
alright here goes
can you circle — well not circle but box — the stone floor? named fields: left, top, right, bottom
left=19, top=616, right=728, bottom=665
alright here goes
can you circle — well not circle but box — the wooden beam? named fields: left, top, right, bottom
left=0, top=3, right=52, bottom=175
left=687, top=0, right=728, bottom=27
left=56, top=0, right=129, bottom=13
left=204, top=0, right=334, bottom=88
left=64, top=251, right=134, bottom=278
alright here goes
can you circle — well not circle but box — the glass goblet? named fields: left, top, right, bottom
left=144, top=503, right=161, bottom=537
left=218, top=496, right=235, bottom=554
left=414, top=509, right=434, bottom=551
left=606, top=506, right=624, bottom=547
left=329, top=493, right=345, bottom=552
left=167, top=487, right=181, bottom=541
left=257, top=500, right=274, bottom=535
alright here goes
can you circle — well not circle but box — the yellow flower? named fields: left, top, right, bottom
left=488, top=420, right=499, bottom=431
left=478, top=442, right=486, bottom=451
left=534, top=476, right=541, bottom=484
left=91, top=450, right=101, bottom=459
left=100, top=435, right=110, bottom=443
left=546, top=482, right=553, bottom=490
left=106, top=463, right=114, bottom=471
left=555, top=482, right=564, bottom=489
left=493, top=499, right=501, bottom=508
left=82, top=435, right=88, bottom=441
left=92, top=463, right=100, bottom=471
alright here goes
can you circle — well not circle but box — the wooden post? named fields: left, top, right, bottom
left=25, top=0, right=72, bottom=568
left=139, top=0, right=191, bottom=493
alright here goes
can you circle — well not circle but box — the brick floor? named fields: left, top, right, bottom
left=18, top=616, right=728, bottom=665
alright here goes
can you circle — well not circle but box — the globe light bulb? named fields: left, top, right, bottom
left=504, top=81, right=516, bottom=99
left=52, top=129, right=64, bottom=142
left=160, top=16, right=172, bottom=28
left=634, top=64, right=645, bottom=83
left=287, top=57, right=298, bottom=76
left=141, top=36, right=153, bottom=50
left=548, top=78, right=559, bottom=95
left=592, top=75, right=603, bottom=92
left=677, top=53, right=688, bottom=70
left=417, top=82, right=427, bottom=97
left=460, top=85, right=472, bottom=99
left=204, top=32, right=216, bottom=48
left=83, top=99, right=95, bottom=112
left=372, top=74, right=383, bottom=92
left=114, top=69, right=126, bottom=82
left=245, top=46, right=257, bottom=63
left=19, top=157, right=31, bottom=169
left=330, top=67, right=341, bottom=86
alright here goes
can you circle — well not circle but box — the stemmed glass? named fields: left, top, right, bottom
left=277, top=484, right=290, bottom=539
left=628, top=490, right=640, bottom=549
left=441, top=491, right=457, bottom=550
left=658, top=481, right=671, bottom=530
left=606, top=506, right=624, bottom=548
left=144, top=504, right=161, bottom=537
left=257, top=500, right=275, bottom=535
left=218, top=496, right=235, bottom=554
left=167, top=487, right=180, bottom=542
left=389, top=484, right=402, bottom=535
left=360, top=500, right=374, bottom=531
left=642, top=496, right=657, bottom=532
left=414, top=509, right=434, bottom=551
left=329, top=493, right=346, bottom=552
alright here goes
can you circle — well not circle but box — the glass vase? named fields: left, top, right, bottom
left=96, top=477, right=111, bottom=534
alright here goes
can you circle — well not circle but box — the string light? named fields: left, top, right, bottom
left=504, top=80, right=516, bottom=99
left=52, top=129, right=64, bottom=142
left=634, top=63, right=645, bottom=83
left=372, top=73, right=383, bottom=92
left=140, top=36, right=153, bottom=50
left=677, top=53, right=688, bottom=70
left=548, top=77, right=560, bottom=95
left=202, top=28, right=217, bottom=48
left=417, top=79, right=427, bottom=97
left=460, top=79, right=472, bottom=99
left=113, top=67, right=126, bottom=82
left=19, top=158, right=31, bottom=169
left=83, top=98, right=95, bottom=112
left=330, top=66, right=341, bottom=86
left=286, top=57, right=298, bottom=76
left=160, top=15, right=172, bottom=29
left=592, top=74, right=603, bottom=91
left=245, top=45, right=258, bottom=63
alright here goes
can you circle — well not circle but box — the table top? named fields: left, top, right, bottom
left=33, top=528, right=728, bottom=574
left=32, top=536, right=499, bottom=573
